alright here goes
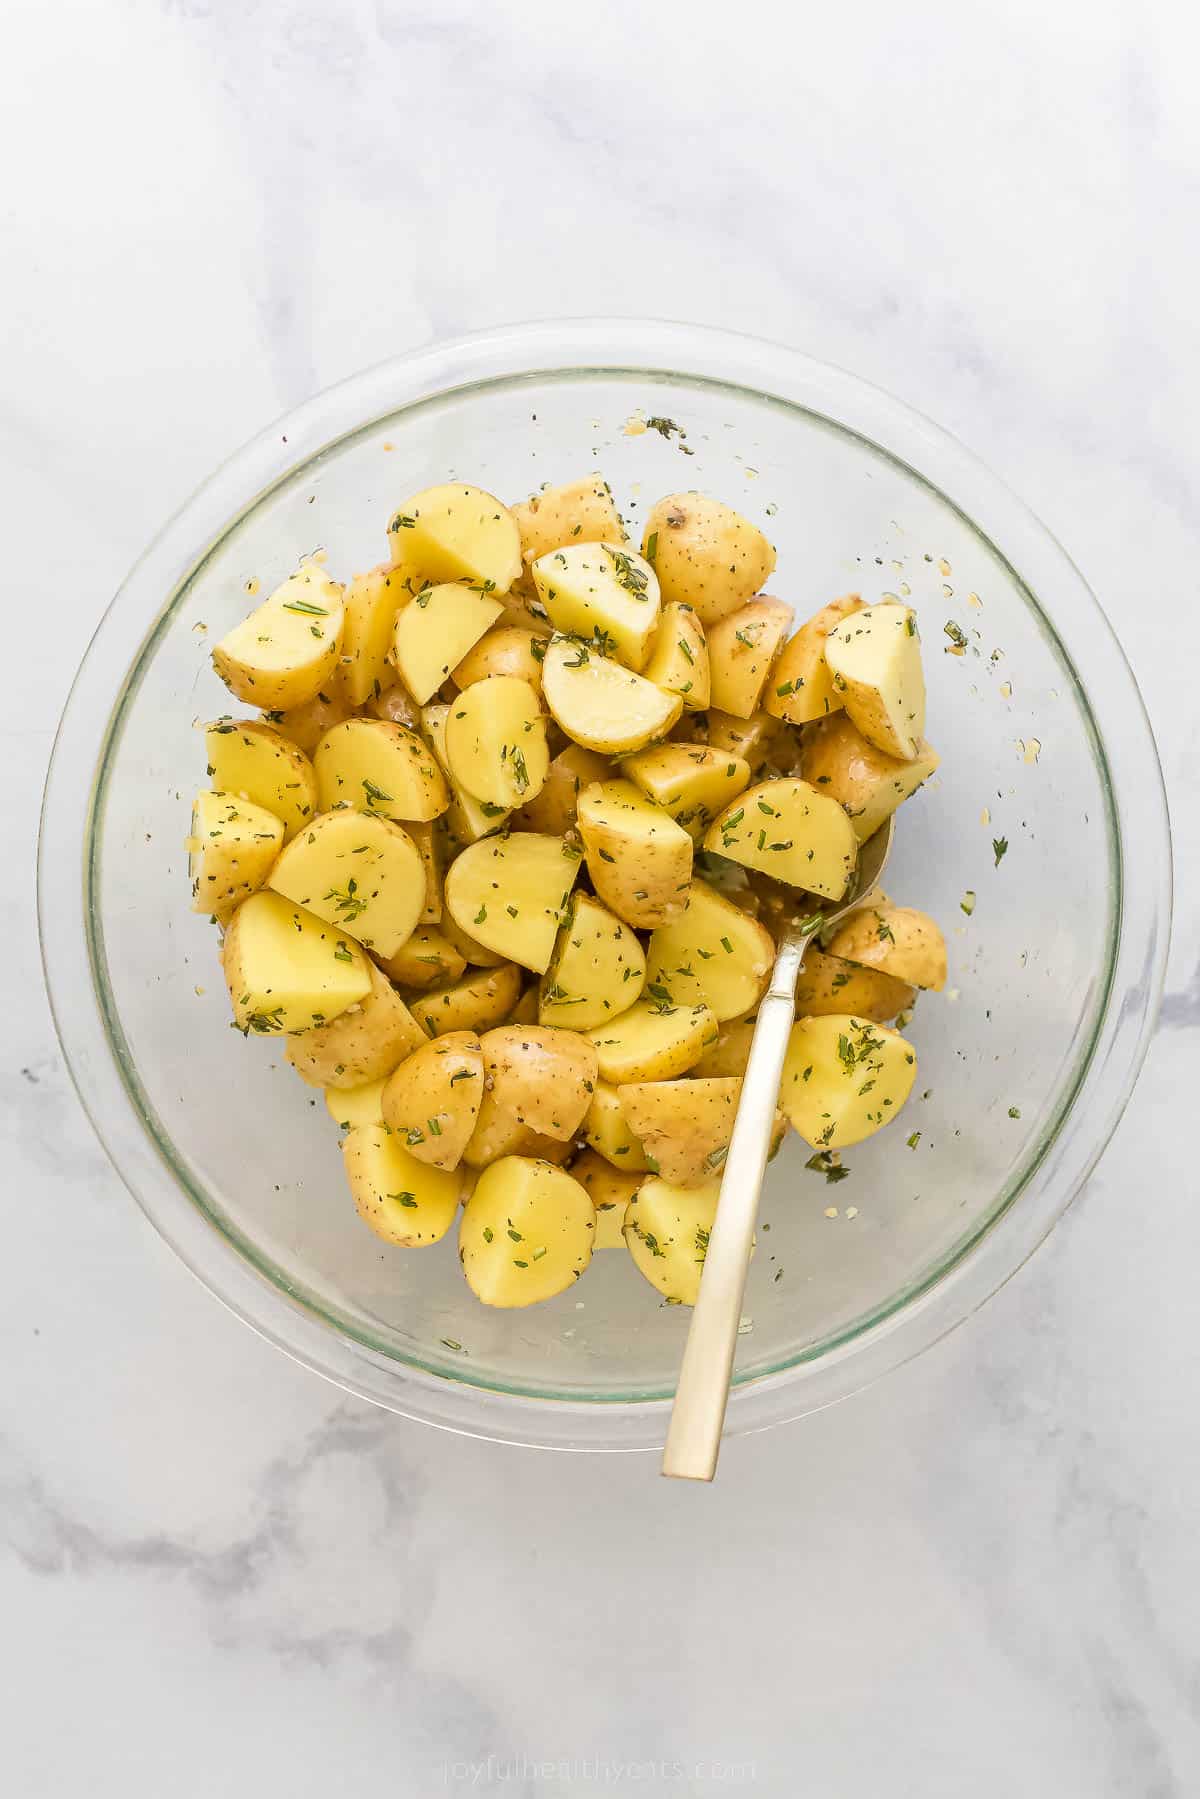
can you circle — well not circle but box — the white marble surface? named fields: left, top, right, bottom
left=3, top=0, right=1199, bottom=1791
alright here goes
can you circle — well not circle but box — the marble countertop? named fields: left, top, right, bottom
left=4, top=1, right=1198, bottom=1792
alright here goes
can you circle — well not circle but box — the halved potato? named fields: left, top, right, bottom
left=541, top=635, right=682, bottom=754
left=623, top=744, right=750, bottom=842
left=583, top=1080, right=651, bottom=1171
left=452, top=624, right=546, bottom=696
left=264, top=687, right=352, bottom=756
left=443, top=676, right=549, bottom=809
left=459, top=1157, right=594, bottom=1307
left=204, top=718, right=318, bottom=843
left=212, top=565, right=344, bottom=710
left=764, top=593, right=864, bottom=725
left=285, top=961, right=425, bottom=1087
left=513, top=474, right=624, bottom=565
left=781, top=1014, right=917, bottom=1149
left=388, top=483, right=522, bottom=593
left=799, top=712, right=940, bottom=843
left=443, top=833, right=581, bottom=974
left=577, top=779, right=693, bottom=930
left=705, top=778, right=857, bottom=900
left=407, top=963, right=522, bottom=1039
left=703, top=709, right=786, bottom=775
left=624, top=1177, right=721, bottom=1305
left=531, top=542, right=660, bottom=670
left=188, top=791, right=283, bottom=921
left=794, top=944, right=916, bottom=1021
left=438, top=906, right=507, bottom=969
left=267, top=809, right=425, bottom=957
left=644, top=878, right=775, bottom=1022
left=825, top=601, right=926, bottom=760
left=391, top=581, right=504, bottom=705
left=568, top=1149, right=640, bottom=1238
left=691, top=1017, right=757, bottom=1078
left=421, top=702, right=510, bottom=844
left=642, top=602, right=710, bottom=710
left=514, top=743, right=608, bottom=834
left=339, top=564, right=413, bottom=707
left=479, top=1025, right=598, bottom=1141
left=313, top=718, right=449, bottom=823
left=373, top=926, right=467, bottom=990
left=381, top=1030, right=484, bottom=1169
left=620, top=1079, right=743, bottom=1185
left=343, top=1123, right=461, bottom=1246
left=324, top=1077, right=387, bottom=1129
left=706, top=597, right=793, bottom=719
left=825, top=903, right=947, bottom=992
left=642, top=494, right=775, bottom=626
left=539, top=893, right=646, bottom=1030
left=223, top=890, right=372, bottom=1035
left=587, top=997, right=715, bottom=1084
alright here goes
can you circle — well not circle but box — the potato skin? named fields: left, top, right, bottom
left=512, top=474, right=625, bottom=565
left=479, top=1025, right=599, bottom=1141
left=381, top=1030, right=484, bottom=1169
left=452, top=625, right=547, bottom=696
left=407, top=964, right=522, bottom=1039
left=642, top=494, right=775, bottom=626
left=374, top=928, right=467, bottom=990
left=619, top=1079, right=742, bottom=1186
left=285, top=962, right=426, bottom=1088
left=706, top=597, right=793, bottom=720
left=343, top=1123, right=462, bottom=1246
left=516, top=743, right=609, bottom=835
left=764, top=594, right=864, bottom=726
left=691, top=1017, right=757, bottom=1078
left=793, top=945, right=916, bottom=1021
left=824, top=904, right=947, bottom=992
left=799, top=712, right=940, bottom=844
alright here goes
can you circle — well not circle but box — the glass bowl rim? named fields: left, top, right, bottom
left=38, top=317, right=1172, bottom=1450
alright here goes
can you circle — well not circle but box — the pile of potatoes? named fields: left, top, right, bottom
left=191, top=474, right=947, bottom=1311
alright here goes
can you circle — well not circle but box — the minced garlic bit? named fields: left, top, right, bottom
left=623, top=411, right=647, bottom=436
left=845, top=1206, right=859, bottom=1219
left=999, top=682, right=1013, bottom=700
left=967, top=591, right=983, bottom=609
left=938, top=558, right=952, bottom=577
left=1019, top=737, right=1042, bottom=764
left=824, top=1206, right=839, bottom=1219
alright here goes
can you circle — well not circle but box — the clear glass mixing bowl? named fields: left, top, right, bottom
left=38, top=320, right=1171, bottom=1450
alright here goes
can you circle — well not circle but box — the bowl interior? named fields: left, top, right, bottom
left=89, top=368, right=1115, bottom=1402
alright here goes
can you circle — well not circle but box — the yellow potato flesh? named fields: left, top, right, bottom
left=388, top=484, right=522, bottom=593
left=462, top=1090, right=573, bottom=1169
left=644, top=878, right=775, bottom=1022
left=265, top=687, right=352, bottom=756
left=623, top=744, right=750, bottom=842
left=204, top=719, right=318, bottom=843
left=444, top=676, right=549, bottom=810
left=532, top=542, right=660, bottom=670
left=267, top=809, right=426, bottom=957
left=568, top=1148, right=641, bottom=1228
left=764, top=594, right=864, bottom=725
left=374, top=926, right=467, bottom=989
left=459, top=1157, right=595, bottom=1307
left=223, top=890, right=371, bottom=1035
left=781, top=1014, right=917, bottom=1149
left=339, top=564, right=414, bottom=708
left=800, top=713, right=940, bottom=843
left=513, top=474, right=624, bottom=565
left=367, top=680, right=423, bottom=728
left=343, top=1123, right=461, bottom=1246
left=324, top=1077, right=388, bottom=1129
left=824, top=904, right=947, bottom=992
left=641, top=602, right=710, bottom=710
left=212, top=566, right=344, bottom=710
left=706, top=597, right=793, bottom=719
left=624, top=1177, right=721, bottom=1305
left=577, top=779, right=693, bottom=930
left=514, top=743, right=608, bottom=834
left=539, top=893, right=646, bottom=1030
left=284, top=961, right=425, bottom=1088
left=691, top=1017, right=757, bottom=1078
left=586, top=997, right=715, bottom=1084
left=583, top=1080, right=651, bottom=1171
left=541, top=635, right=682, bottom=754
left=443, top=832, right=581, bottom=974
left=421, top=702, right=511, bottom=844
left=826, top=601, right=927, bottom=761
left=313, top=717, right=449, bottom=824
left=407, top=963, right=522, bottom=1039
left=188, top=791, right=283, bottom=921
left=642, top=493, right=775, bottom=626
left=452, top=625, right=546, bottom=696
left=381, top=1030, right=484, bottom=1169
left=391, top=581, right=504, bottom=706
left=705, top=778, right=857, bottom=901
left=703, top=709, right=786, bottom=775
left=620, top=1079, right=744, bottom=1186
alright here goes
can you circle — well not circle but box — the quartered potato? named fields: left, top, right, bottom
left=620, top=1078, right=744, bottom=1185
left=381, top=1030, right=484, bottom=1169
left=513, top=474, right=625, bottom=565
left=285, top=961, right=425, bottom=1088
left=391, top=581, right=504, bottom=705
left=764, top=593, right=864, bottom=726
left=824, top=903, right=947, bottom=992
left=267, top=809, right=425, bottom=957
left=799, top=711, right=940, bottom=843
left=587, top=997, right=715, bottom=1084
left=641, top=601, right=710, bottom=710
left=514, top=742, right=608, bottom=834
left=703, top=708, right=786, bottom=776
left=577, top=779, right=693, bottom=929
left=313, top=717, right=449, bottom=823
left=223, top=890, right=372, bottom=1035
left=421, top=701, right=511, bottom=845
left=705, top=778, right=857, bottom=900
left=204, top=718, right=318, bottom=842
left=387, top=483, right=522, bottom=594
left=460, top=1157, right=595, bottom=1307
left=706, top=597, right=793, bottom=719
left=443, top=832, right=581, bottom=973
left=479, top=1025, right=598, bottom=1141
left=781, top=1014, right=917, bottom=1149
left=343, top=1122, right=462, bottom=1246
left=642, top=494, right=775, bottom=625
left=265, top=686, right=352, bottom=756
left=462, top=1088, right=574, bottom=1169
left=443, top=675, right=549, bottom=810
left=339, top=564, right=414, bottom=708
left=373, top=926, right=467, bottom=990
left=407, top=963, right=522, bottom=1039
left=539, top=893, right=646, bottom=1030
left=188, top=791, right=283, bottom=921
left=794, top=944, right=916, bottom=1022
left=531, top=542, right=661, bottom=670
left=623, top=744, right=750, bottom=842
left=644, top=878, right=775, bottom=1022
left=825, top=601, right=927, bottom=761
left=452, top=624, right=547, bottom=696
left=583, top=1080, right=651, bottom=1171
left=624, top=1177, right=722, bottom=1305
left=212, top=566, right=344, bottom=710
left=541, top=634, right=682, bottom=754
left=324, top=1077, right=387, bottom=1130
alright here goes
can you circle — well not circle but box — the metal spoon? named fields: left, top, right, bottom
left=661, top=817, right=896, bottom=1482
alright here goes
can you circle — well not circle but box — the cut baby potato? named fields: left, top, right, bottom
left=513, top=474, right=624, bottom=565
left=644, top=878, right=775, bottom=1022
left=343, top=1123, right=461, bottom=1247
left=204, top=718, right=318, bottom=843
left=443, top=833, right=581, bottom=974
left=781, top=1014, right=917, bottom=1149
left=188, top=792, right=283, bottom=922
left=459, top=1157, right=594, bottom=1308
left=800, top=712, right=940, bottom=843
left=381, top=1030, right=484, bottom=1169
left=479, top=1025, right=599, bottom=1141
left=825, top=601, right=926, bottom=761
left=338, top=564, right=414, bottom=708
left=404, top=820, right=442, bottom=923
left=421, top=702, right=510, bottom=845
left=705, top=778, right=857, bottom=901
left=285, top=961, right=425, bottom=1088
left=623, top=744, right=750, bottom=843
left=373, top=926, right=466, bottom=990
left=764, top=593, right=864, bottom=725
left=391, top=581, right=504, bottom=706
left=587, top=997, right=715, bottom=1084
left=642, top=602, right=710, bottom=710
left=568, top=1148, right=641, bottom=1229
left=438, top=906, right=507, bottom=969
left=824, top=903, right=947, bottom=992
left=265, top=686, right=352, bottom=756
left=313, top=717, right=449, bottom=824
left=443, top=676, right=549, bottom=809
left=462, top=1089, right=573, bottom=1169
left=541, top=635, right=682, bottom=754
left=539, top=893, right=646, bottom=1030
left=212, top=565, right=344, bottom=710
left=642, top=493, right=775, bottom=626
left=505, top=985, right=540, bottom=1026
left=577, top=779, right=693, bottom=930
left=593, top=1198, right=633, bottom=1250
left=706, top=597, right=794, bottom=719
left=367, top=679, right=423, bottom=729
left=583, top=1081, right=651, bottom=1172
left=620, top=1079, right=744, bottom=1186
left=704, top=709, right=786, bottom=776
left=531, top=542, right=661, bottom=670
left=324, top=1077, right=387, bottom=1130
left=514, top=743, right=608, bottom=834
left=624, top=1177, right=721, bottom=1306
left=452, top=624, right=546, bottom=696
left=388, top=483, right=522, bottom=594
left=267, top=809, right=425, bottom=958
left=691, top=1017, right=757, bottom=1078
left=408, top=963, right=522, bottom=1039
left=223, top=890, right=371, bottom=1035
left=794, top=944, right=916, bottom=1021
